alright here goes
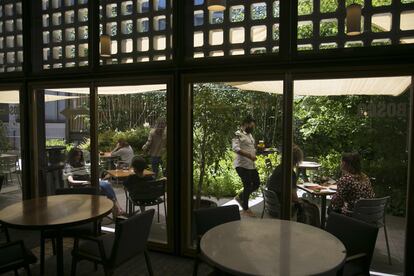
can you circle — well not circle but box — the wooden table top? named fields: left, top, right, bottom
left=0, top=153, right=18, bottom=158
left=298, top=161, right=322, bottom=169
left=0, top=195, right=113, bottom=230
left=201, top=219, right=346, bottom=276
left=106, top=169, right=155, bottom=178
left=297, top=183, right=337, bottom=196
left=99, top=152, right=115, bottom=158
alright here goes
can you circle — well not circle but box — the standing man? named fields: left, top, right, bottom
left=232, top=116, right=260, bottom=217
left=142, top=118, right=167, bottom=178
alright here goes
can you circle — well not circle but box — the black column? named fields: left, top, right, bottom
left=281, top=73, right=293, bottom=220
left=405, top=75, right=414, bottom=276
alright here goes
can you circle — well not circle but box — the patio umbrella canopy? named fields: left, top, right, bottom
left=228, top=76, right=412, bottom=96
left=0, top=91, right=80, bottom=104
left=46, top=84, right=167, bottom=95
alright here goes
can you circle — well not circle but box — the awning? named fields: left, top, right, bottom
left=46, top=84, right=167, bottom=95
left=0, top=91, right=80, bottom=104
left=228, top=76, right=411, bottom=96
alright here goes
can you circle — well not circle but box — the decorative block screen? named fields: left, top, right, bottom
left=297, top=0, right=414, bottom=51
left=99, top=0, right=173, bottom=64
left=0, top=1, right=23, bottom=72
left=41, top=0, right=89, bottom=69
left=190, top=0, right=280, bottom=59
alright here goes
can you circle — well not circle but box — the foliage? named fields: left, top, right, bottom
left=192, top=83, right=283, bottom=204
left=194, top=150, right=281, bottom=199
left=192, top=82, right=409, bottom=216
left=45, top=139, right=73, bottom=152
left=98, top=92, right=166, bottom=132
left=294, top=92, right=410, bottom=215
left=297, top=0, right=391, bottom=45
left=98, top=127, right=150, bottom=154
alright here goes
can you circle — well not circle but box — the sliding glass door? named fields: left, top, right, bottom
left=0, top=88, right=24, bottom=208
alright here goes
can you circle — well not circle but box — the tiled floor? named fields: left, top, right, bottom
left=0, top=185, right=406, bottom=275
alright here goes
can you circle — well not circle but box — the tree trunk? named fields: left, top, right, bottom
left=195, top=129, right=207, bottom=209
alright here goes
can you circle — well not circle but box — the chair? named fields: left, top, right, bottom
left=326, top=212, right=379, bottom=276
left=39, top=187, right=102, bottom=274
left=264, top=158, right=273, bottom=178
left=126, top=178, right=167, bottom=223
left=55, top=187, right=101, bottom=195
left=0, top=155, right=21, bottom=188
left=0, top=240, right=37, bottom=276
left=261, top=187, right=281, bottom=218
left=0, top=174, right=4, bottom=193
left=192, top=205, right=241, bottom=276
left=351, top=196, right=392, bottom=265
left=71, top=209, right=155, bottom=276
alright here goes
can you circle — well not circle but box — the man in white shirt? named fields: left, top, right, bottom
left=232, top=116, right=260, bottom=217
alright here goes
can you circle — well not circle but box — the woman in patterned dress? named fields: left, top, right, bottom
left=330, top=152, right=375, bottom=214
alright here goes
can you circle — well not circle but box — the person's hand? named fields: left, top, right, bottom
left=250, top=154, right=257, bottom=161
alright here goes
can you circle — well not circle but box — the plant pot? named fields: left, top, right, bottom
left=193, top=198, right=218, bottom=209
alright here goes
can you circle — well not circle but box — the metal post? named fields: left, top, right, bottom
left=281, top=73, right=293, bottom=220
left=90, top=84, right=99, bottom=188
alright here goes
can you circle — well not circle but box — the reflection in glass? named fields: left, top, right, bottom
left=0, top=90, right=22, bottom=208
left=97, top=84, right=168, bottom=244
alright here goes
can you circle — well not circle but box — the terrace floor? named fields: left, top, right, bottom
left=0, top=181, right=406, bottom=276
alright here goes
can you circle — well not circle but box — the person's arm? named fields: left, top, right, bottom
left=142, top=131, right=154, bottom=152
left=67, top=175, right=89, bottom=185
left=111, top=148, right=122, bottom=157
left=232, top=136, right=256, bottom=161
left=292, top=172, right=299, bottom=202
left=111, top=143, right=120, bottom=154
left=330, top=177, right=346, bottom=210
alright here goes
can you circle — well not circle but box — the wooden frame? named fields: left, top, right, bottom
left=0, top=0, right=412, bottom=273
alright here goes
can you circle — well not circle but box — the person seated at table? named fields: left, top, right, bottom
left=111, top=138, right=134, bottom=166
left=330, top=152, right=375, bottom=214
left=266, top=144, right=304, bottom=209
left=123, top=156, right=155, bottom=212
left=64, top=147, right=125, bottom=216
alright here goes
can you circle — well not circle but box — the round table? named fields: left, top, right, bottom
left=200, top=219, right=346, bottom=276
left=0, top=195, right=114, bottom=275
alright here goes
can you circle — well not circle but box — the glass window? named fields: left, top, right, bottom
left=297, top=0, right=414, bottom=52
left=190, top=1, right=280, bottom=59
left=100, top=0, right=173, bottom=65
left=41, top=0, right=89, bottom=69
left=0, top=90, right=23, bottom=206
left=293, top=76, right=410, bottom=274
left=97, top=84, right=169, bottom=244
left=0, top=1, right=23, bottom=72
left=188, top=80, right=284, bottom=248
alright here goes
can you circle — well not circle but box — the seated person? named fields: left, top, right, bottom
left=123, top=156, right=155, bottom=212
left=266, top=144, right=304, bottom=210
left=111, top=139, right=134, bottom=166
left=330, top=152, right=375, bottom=214
left=64, top=148, right=125, bottom=216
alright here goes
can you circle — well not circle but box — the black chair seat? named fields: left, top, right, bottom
left=193, top=205, right=240, bottom=276
left=71, top=210, right=155, bottom=276
left=0, top=244, right=36, bottom=267
left=43, top=223, right=96, bottom=238
left=326, top=212, right=379, bottom=276
left=131, top=197, right=164, bottom=206
left=77, top=234, right=115, bottom=260
left=0, top=241, right=36, bottom=274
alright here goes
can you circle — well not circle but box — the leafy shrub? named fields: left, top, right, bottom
left=193, top=150, right=281, bottom=199
left=98, top=127, right=150, bottom=154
